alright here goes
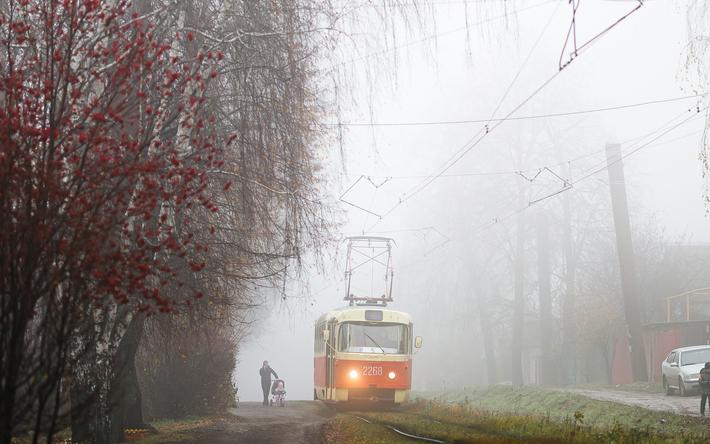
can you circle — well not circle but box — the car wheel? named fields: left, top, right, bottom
left=679, top=377, right=687, bottom=397
left=663, top=376, right=673, bottom=395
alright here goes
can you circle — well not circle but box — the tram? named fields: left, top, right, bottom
left=313, top=237, right=422, bottom=404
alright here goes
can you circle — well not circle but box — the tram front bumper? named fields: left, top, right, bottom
left=338, top=388, right=409, bottom=403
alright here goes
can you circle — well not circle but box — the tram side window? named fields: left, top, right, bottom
left=315, top=323, right=325, bottom=354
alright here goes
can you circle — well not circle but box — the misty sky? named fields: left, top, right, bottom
left=235, top=0, right=709, bottom=401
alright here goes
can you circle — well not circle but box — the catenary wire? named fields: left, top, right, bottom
left=327, top=93, right=706, bottom=127
left=363, top=1, right=564, bottom=231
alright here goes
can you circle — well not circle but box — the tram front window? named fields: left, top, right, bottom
left=338, top=322, right=408, bottom=354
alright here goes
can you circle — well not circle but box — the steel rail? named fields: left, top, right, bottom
left=352, top=415, right=446, bottom=444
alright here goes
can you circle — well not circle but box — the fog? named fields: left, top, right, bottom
left=236, top=0, right=710, bottom=401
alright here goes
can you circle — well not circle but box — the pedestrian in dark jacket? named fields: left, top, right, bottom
left=260, top=361, right=278, bottom=406
left=700, top=362, right=710, bottom=416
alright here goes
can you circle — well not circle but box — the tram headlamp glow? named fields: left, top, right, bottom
left=349, top=369, right=359, bottom=379
left=388, top=371, right=396, bottom=380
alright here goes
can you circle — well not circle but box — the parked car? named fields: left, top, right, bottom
left=661, top=345, right=710, bottom=396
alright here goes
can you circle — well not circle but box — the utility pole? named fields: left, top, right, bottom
left=561, top=181, right=577, bottom=385
left=536, top=211, right=554, bottom=385
left=605, top=143, right=648, bottom=382
left=511, top=196, right=525, bottom=387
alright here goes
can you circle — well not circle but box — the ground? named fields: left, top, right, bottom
left=197, top=401, right=334, bottom=443
left=134, top=387, right=710, bottom=443
left=135, top=401, right=334, bottom=444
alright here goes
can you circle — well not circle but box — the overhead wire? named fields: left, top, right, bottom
left=569, top=108, right=701, bottom=184
left=559, top=0, right=643, bottom=70
left=344, top=119, right=609, bottom=180
left=571, top=109, right=707, bottom=187
left=338, top=0, right=652, bottom=260
left=471, top=106, right=707, bottom=240
left=361, top=0, right=648, bottom=233
left=394, top=107, right=707, bottom=271
left=327, top=93, right=706, bottom=127
left=363, top=0, right=564, bottom=232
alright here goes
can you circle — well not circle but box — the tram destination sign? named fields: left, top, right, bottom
left=365, top=310, right=383, bottom=321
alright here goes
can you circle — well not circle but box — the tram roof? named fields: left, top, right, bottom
left=315, top=306, right=412, bottom=325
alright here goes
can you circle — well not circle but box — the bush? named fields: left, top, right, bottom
left=137, top=315, right=237, bottom=420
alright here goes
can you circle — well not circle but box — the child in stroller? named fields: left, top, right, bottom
left=270, top=379, right=286, bottom=407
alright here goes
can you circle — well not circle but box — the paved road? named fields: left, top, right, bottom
left=192, top=401, right=334, bottom=443
left=568, top=388, right=701, bottom=416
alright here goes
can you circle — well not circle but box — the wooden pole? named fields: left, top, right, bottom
left=605, top=143, right=648, bottom=382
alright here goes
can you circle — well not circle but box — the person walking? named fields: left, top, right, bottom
left=700, top=362, right=710, bottom=416
left=260, top=361, right=278, bottom=406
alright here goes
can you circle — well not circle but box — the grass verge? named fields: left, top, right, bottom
left=324, top=387, right=710, bottom=443
left=324, top=401, right=710, bottom=443
left=408, top=386, right=710, bottom=442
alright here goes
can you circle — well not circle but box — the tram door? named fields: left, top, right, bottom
left=325, top=320, right=337, bottom=400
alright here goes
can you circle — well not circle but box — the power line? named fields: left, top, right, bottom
left=367, top=69, right=566, bottom=231
left=364, top=1, right=564, bottom=232
left=327, top=94, right=706, bottom=127
left=474, top=106, right=706, bottom=236
left=571, top=109, right=707, bottom=187
left=569, top=108, right=701, bottom=184
left=344, top=123, right=613, bottom=180
left=559, top=0, right=643, bottom=70
left=340, top=106, right=704, bottom=240
left=387, top=107, right=706, bottom=267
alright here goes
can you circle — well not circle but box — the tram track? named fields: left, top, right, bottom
left=351, top=415, right=447, bottom=443
left=344, top=409, right=567, bottom=443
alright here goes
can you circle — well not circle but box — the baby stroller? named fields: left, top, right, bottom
left=270, top=379, right=286, bottom=407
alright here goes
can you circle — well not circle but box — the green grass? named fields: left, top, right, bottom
left=322, top=395, right=710, bottom=443
left=413, top=386, right=710, bottom=441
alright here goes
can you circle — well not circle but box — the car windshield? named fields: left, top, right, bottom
left=681, top=348, right=710, bottom=366
left=338, top=322, right=408, bottom=354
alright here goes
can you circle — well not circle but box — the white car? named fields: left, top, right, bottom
left=661, top=345, right=710, bottom=396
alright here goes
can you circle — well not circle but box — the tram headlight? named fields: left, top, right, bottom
left=388, top=371, right=396, bottom=380
left=349, top=369, right=359, bottom=379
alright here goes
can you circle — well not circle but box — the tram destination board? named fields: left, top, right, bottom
left=365, top=310, right=383, bottom=321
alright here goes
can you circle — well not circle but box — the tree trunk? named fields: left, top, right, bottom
left=561, top=187, right=577, bottom=385
left=477, top=288, right=498, bottom=385
left=605, top=143, right=648, bottom=382
left=0, top=315, right=26, bottom=444
left=536, top=212, right=554, bottom=386
left=511, top=208, right=525, bottom=386
left=109, top=313, right=147, bottom=443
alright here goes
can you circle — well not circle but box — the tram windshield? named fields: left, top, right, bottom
left=338, top=322, right=408, bottom=354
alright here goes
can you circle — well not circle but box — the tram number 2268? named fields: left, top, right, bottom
left=362, top=365, right=383, bottom=376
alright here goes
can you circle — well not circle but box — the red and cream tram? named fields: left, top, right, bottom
left=313, top=305, right=421, bottom=404
left=314, top=237, right=420, bottom=404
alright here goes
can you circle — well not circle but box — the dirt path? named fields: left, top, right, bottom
left=191, top=401, right=334, bottom=443
left=567, top=388, right=701, bottom=416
